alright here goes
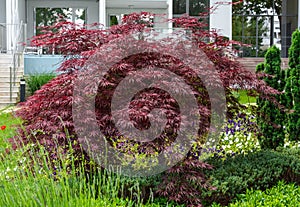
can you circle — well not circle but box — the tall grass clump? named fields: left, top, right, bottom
left=26, top=72, right=56, bottom=96
left=0, top=144, right=147, bottom=207
left=0, top=112, right=176, bottom=207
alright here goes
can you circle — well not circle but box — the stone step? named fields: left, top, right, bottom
left=0, top=91, right=18, bottom=97
left=0, top=69, right=24, bottom=75
left=0, top=96, right=18, bottom=103
left=0, top=76, right=24, bottom=82
left=0, top=58, right=13, bottom=64
left=237, top=58, right=289, bottom=73
left=0, top=86, right=19, bottom=91
left=0, top=71, right=24, bottom=77
left=0, top=54, right=23, bottom=107
left=0, top=66, right=23, bottom=70
left=0, top=82, right=20, bottom=87
left=0, top=103, right=17, bottom=109
left=0, top=64, right=13, bottom=68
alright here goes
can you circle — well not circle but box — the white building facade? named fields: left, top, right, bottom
left=0, top=0, right=232, bottom=53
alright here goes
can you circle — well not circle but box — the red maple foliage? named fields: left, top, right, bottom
left=15, top=12, right=279, bottom=206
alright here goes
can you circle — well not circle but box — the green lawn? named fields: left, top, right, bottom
left=236, top=90, right=257, bottom=105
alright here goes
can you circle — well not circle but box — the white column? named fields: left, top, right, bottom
left=99, top=0, right=106, bottom=28
left=167, top=0, right=173, bottom=29
left=209, top=0, right=232, bottom=40
left=6, top=0, right=12, bottom=53
left=6, top=0, right=20, bottom=53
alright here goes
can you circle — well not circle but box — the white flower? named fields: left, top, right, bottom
left=247, top=133, right=252, bottom=140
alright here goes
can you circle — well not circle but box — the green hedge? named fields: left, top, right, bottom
left=203, top=149, right=300, bottom=206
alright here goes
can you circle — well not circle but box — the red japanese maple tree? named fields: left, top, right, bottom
left=14, top=12, right=278, bottom=206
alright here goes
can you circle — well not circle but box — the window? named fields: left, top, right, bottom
left=189, top=0, right=209, bottom=16
left=173, top=0, right=210, bottom=29
left=34, top=7, right=87, bottom=35
left=173, top=0, right=209, bottom=16
left=109, top=15, right=119, bottom=26
left=173, top=0, right=186, bottom=15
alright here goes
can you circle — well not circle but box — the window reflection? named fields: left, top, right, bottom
left=35, top=7, right=87, bottom=35
left=189, top=0, right=209, bottom=16
left=173, top=0, right=209, bottom=16
left=173, top=0, right=186, bottom=15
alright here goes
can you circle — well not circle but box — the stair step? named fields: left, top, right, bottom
left=0, top=86, right=19, bottom=91
left=0, top=72, right=23, bottom=78
left=0, top=69, right=24, bottom=74
left=0, top=59, right=13, bottom=64
left=0, top=82, right=20, bottom=87
left=0, top=97, right=18, bottom=102
left=0, top=91, right=18, bottom=96
left=237, top=57, right=290, bottom=73
left=0, top=103, right=17, bottom=109
left=0, top=74, right=23, bottom=78
left=0, top=54, right=24, bottom=107
left=0, top=64, right=13, bottom=68
left=0, top=77, right=21, bottom=82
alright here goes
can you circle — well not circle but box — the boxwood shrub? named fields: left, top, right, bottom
left=203, top=149, right=300, bottom=206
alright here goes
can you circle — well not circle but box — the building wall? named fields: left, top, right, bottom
left=209, top=0, right=232, bottom=40
left=281, top=0, right=299, bottom=57
left=18, top=0, right=26, bottom=22
left=0, top=0, right=6, bottom=23
left=287, top=0, right=298, bottom=33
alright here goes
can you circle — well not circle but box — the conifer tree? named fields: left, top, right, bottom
left=256, top=46, right=285, bottom=149
left=285, top=29, right=300, bottom=141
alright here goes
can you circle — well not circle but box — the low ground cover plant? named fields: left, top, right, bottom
left=220, top=181, right=300, bottom=207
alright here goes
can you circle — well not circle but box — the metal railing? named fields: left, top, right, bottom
left=0, top=22, right=26, bottom=102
